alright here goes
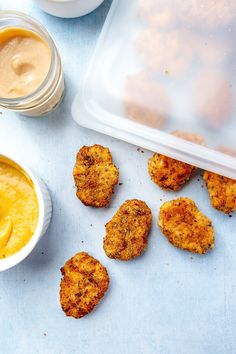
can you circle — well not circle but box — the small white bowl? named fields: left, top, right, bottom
left=0, top=154, right=52, bottom=271
left=33, top=0, right=105, bottom=18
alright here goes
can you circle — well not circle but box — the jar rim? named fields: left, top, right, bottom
left=0, top=11, right=58, bottom=105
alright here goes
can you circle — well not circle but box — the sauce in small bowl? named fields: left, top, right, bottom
left=0, top=154, right=52, bottom=271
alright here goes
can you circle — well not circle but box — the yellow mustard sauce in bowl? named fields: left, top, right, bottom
left=0, top=158, right=39, bottom=259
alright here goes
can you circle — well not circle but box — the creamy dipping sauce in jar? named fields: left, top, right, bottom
left=0, top=27, right=51, bottom=98
left=0, top=12, right=64, bottom=117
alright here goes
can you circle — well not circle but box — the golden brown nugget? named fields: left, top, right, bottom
left=60, top=252, right=109, bottom=319
left=124, top=72, right=170, bottom=128
left=73, top=145, right=119, bottom=207
left=203, top=171, right=236, bottom=214
left=103, top=199, right=152, bottom=261
left=158, top=198, right=214, bottom=254
left=148, top=153, right=196, bottom=191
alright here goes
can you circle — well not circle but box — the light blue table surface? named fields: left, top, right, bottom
left=0, top=1, right=236, bottom=354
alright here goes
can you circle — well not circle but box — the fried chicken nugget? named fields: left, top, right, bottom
left=158, top=198, right=214, bottom=254
left=103, top=199, right=152, bottom=261
left=148, top=153, right=196, bottom=191
left=73, top=145, right=119, bottom=207
left=60, top=252, right=109, bottom=319
left=203, top=171, right=236, bottom=214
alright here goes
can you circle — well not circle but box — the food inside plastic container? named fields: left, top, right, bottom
left=124, top=72, right=170, bottom=128
left=72, top=0, right=236, bottom=179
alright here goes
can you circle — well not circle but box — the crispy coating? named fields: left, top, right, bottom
left=60, top=252, right=109, bottom=319
left=73, top=145, right=119, bottom=207
left=158, top=198, right=214, bottom=254
left=203, top=171, right=236, bottom=214
left=103, top=199, right=152, bottom=261
left=148, top=153, right=196, bottom=191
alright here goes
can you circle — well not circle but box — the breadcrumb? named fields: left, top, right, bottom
left=148, top=153, right=196, bottom=191
left=158, top=198, right=214, bottom=254
left=103, top=199, right=152, bottom=260
left=73, top=145, right=119, bottom=207
left=203, top=171, right=236, bottom=214
left=60, top=252, right=109, bottom=319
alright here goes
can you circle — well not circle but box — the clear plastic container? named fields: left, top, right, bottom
left=72, top=0, right=236, bottom=179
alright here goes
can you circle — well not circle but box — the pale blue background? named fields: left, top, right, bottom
left=0, top=1, right=236, bottom=354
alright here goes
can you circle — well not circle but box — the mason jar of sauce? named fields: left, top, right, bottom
left=0, top=11, right=64, bottom=116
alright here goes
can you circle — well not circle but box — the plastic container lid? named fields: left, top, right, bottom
left=72, top=0, right=236, bottom=179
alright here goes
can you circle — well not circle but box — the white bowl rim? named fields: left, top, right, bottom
left=0, top=153, right=48, bottom=271
left=36, top=0, right=103, bottom=4
left=41, top=0, right=78, bottom=3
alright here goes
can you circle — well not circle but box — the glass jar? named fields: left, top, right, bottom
left=0, top=11, right=64, bottom=116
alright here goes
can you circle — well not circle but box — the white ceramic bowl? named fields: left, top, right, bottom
left=0, top=154, right=52, bottom=271
left=33, top=0, right=105, bottom=18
